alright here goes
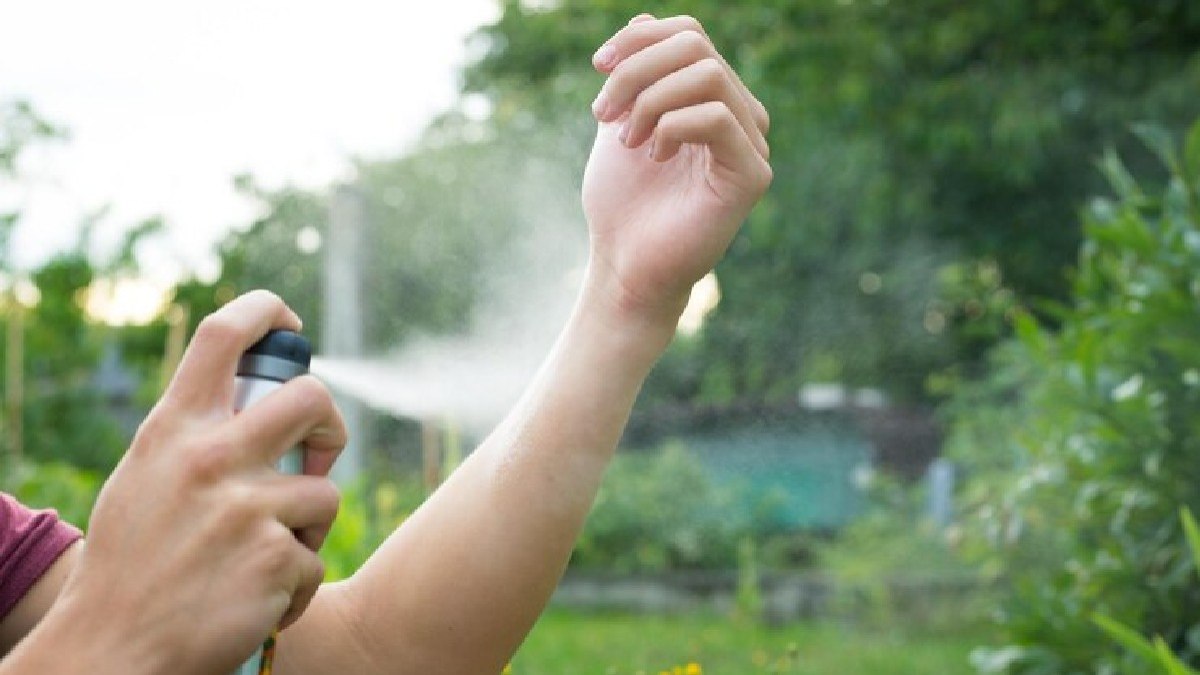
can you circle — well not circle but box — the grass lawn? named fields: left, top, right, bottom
left=509, top=610, right=989, bottom=674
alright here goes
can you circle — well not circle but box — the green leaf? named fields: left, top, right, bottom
left=1133, top=123, right=1181, bottom=176
left=1153, top=635, right=1199, bottom=675
left=1013, top=310, right=1044, bottom=351
left=1185, top=120, right=1200, bottom=216
left=1092, top=613, right=1161, bottom=665
left=1185, top=120, right=1200, bottom=182
left=1181, top=507, right=1200, bottom=577
left=1098, top=148, right=1145, bottom=205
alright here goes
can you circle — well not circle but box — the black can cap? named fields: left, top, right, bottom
left=246, top=330, right=312, bottom=366
left=238, top=330, right=311, bottom=382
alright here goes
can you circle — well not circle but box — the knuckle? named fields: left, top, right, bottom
left=623, top=18, right=651, bottom=41
left=194, top=313, right=239, bottom=346
left=264, top=524, right=297, bottom=561
left=208, top=483, right=261, bottom=543
left=676, top=29, right=710, bottom=56
left=706, top=100, right=736, bottom=126
left=245, top=288, right=284, bottom=309
left=757, top=160, right=775, bottom=190
left=656, top=108, right=682, bottom=135
left=696, top=57, right=726, bottom=86
left=180, top=438, right=234, bottom=484
left=307, top=555, right=326, bottom=586
left=287, top=551, right=324, bottom=604
left=676, top=15, right=705, bottom=35
left=130, top=403, right=176, bottom=453
left=316, top=481, right=342, bottom=520
left=757, top=102, right=771, bottom=133
left=222, top=480, right=260, bottom=519
left=290, top=375, right=334, bottom=418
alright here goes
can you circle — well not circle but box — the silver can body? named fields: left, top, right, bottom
left=233, top=375, right=304, bottom=475
left=231, top=374, right=304, bottom=675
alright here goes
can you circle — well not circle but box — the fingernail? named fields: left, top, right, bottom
left=592, top=44, right=617, bottom=69
left=591, top=93, right=609, bottom=120
left=618, top=121, right=630, bottom=145
left=628, top=13, right=655, bottom=25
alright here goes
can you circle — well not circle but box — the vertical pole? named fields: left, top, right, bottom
left=421, top=419, right=442, bottom=495
left=5, top=301, right=23, bottom=462
left=324, top=185, right=367, bottom=483
left=440, top=420, right=461, bottom=484
left=160, top=303, right=189, bottom=393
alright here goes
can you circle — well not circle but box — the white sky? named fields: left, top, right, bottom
left=2, top=0, right=499, bottom=284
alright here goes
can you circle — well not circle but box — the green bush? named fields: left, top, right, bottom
left=571, top=444, right=760, bottom=573
left=947, top=120, right=1200, bottom=673
left=817, top=471, right=990, bottom=630
left=2, top=459, right=102, bottom=529
left=326, top=445, right=790, bottom=577
left=1095, top=508, right=1200, bottom=675
left=320, top=475, right=425, bottom=581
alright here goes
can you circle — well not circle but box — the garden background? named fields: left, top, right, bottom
left=4, top=1, right=1200, bottom=673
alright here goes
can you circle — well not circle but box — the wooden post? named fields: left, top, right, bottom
left=441, top=421, right=461, bottom=484
left=160, top=303, right=189, bottom=393
left=5, top=301, right=23, bottom=461
left=421, top=419, right=442, bottom=494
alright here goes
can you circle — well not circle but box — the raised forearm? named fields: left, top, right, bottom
left=298, top=11, right=772, bottom=673
left=337, top=272, right=676, bottom=673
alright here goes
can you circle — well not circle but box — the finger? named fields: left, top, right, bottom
left=227, top=375, right=347, bottom=468
left=302, top=395, right=347, bottom=479
left=593, top=29, right=709, bottom=124
left=265, top=474, right=341, bottom=552
left=650, top=101, right=773, bottom=196
left=593, top=15, right=710, bottom=74
left=278, top=545, right=326, bottom=629
left=593, top=15, right=769, bottom=136
left=620, top=57, right=769, bottom=161
left=601, top=15, right=770, bottom=135
left=166, top=290, right=302, bottom=412
left=596, top=30, right=768, bottom=160
left=592, top=14, right=656, bottom=69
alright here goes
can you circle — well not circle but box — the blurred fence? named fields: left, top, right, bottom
left=552, top=570, right=996, bottom=627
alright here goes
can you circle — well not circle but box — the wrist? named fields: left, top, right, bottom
left=5, top=586, right=169, bottom=675
left=581, top=257, right=687, bottom=328
left=577, top=262, right=683, bottom=366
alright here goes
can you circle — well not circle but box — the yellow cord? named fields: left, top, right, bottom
left=257, top=630, right=278, bottom=675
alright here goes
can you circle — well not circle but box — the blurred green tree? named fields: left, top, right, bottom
left=948, top=121, right=1200, bottom=673
left=465, top=0, right=1200, bottom=403
left=0, top=101, right=166, bottom=475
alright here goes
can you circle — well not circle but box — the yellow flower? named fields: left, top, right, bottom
left=685, top=664, right=702, bottom=675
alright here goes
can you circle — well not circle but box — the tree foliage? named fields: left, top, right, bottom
left=948, top=121, right=1200, bottom=674
left=0, top=103, right=164, bottom=475
left=465, top=0, right=1200, bottom=403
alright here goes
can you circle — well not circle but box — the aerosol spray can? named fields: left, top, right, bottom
left=232, top=329, right=312, bottom=675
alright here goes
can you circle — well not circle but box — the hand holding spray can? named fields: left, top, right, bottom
left=232, top=329, right=312, bottom=675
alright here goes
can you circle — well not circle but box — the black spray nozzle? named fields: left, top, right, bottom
left=237, top=330, right=311, bottom=382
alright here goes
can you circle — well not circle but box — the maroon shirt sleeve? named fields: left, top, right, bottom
left=0, top=492, right=82, bottom=621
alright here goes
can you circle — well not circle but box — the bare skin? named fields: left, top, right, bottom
left=0, top=13, right=770, bottom=675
